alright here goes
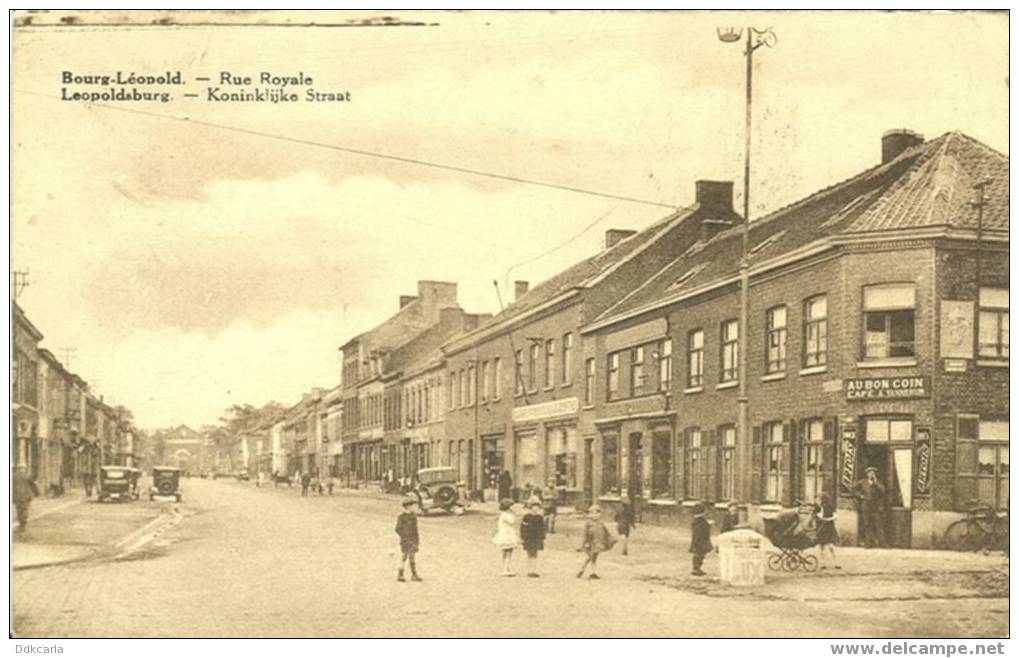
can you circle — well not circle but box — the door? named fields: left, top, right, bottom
left=858, top=444, right=911, bottom=548
left=628, top=433, right=644, bottom=520
left=583, top=438, right=594, bottom=506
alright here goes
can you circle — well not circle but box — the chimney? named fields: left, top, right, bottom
left=417, top=280, right=458, bottom=308
left=399, top=295, right=417, bottom=309
left=881, top=129, right=924, bottom=164
left=514, top=281, right=530, bottom=301
left=605, top=229, right=637, bottom=249
left=695, top=180, right=735, bottom=215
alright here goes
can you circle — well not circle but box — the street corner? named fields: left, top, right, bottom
left=13, top=496, right=186, bottom=570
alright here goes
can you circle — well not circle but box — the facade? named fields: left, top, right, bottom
left=441, top=181, right=743, bottom=504
left=340, top=280, right=462, bottom=483
left=580, top=130, right=1008, bottom=548
left=157, top=424, right=209, bottom=473
left=13, top=303, right=44, bottom=478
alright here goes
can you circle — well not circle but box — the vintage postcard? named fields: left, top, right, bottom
left=9, top=9, right=1009, bottom=641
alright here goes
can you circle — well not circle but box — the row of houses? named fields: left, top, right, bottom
left=244, top=130, right=1008, bottom=548
left=12, top=303, right=143, bottom=493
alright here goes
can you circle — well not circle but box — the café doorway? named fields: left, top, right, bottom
left=859, top=441, right=912, bottom=548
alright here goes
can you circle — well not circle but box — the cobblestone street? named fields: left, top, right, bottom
left=12, top=479, right=1008, bottom=638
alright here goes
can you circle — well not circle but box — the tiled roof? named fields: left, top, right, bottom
left=385, top=318, right=470, bottom=377
left=446, top=206, right=698, bottom=347
left=593, top=131, right=1007, bottom=325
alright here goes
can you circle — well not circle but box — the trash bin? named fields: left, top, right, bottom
left=717, top=527, right=766, bottom=586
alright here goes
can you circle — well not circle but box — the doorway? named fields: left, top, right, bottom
left=858, top=443, right=912, bottom=548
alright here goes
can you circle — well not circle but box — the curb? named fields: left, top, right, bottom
left=12, top=507, right=184, bottom=571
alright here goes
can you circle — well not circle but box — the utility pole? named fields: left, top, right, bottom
left=717, top=25, right=777, bottom=512
left=970, top=177, right=992, bottom=287
left=12, top=270, right=30, bottom=300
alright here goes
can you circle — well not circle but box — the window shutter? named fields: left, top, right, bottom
left=782, top=422, right=795, bottom=506
left=704, top=429, right=717, bottom=502
left=751, top=425, right=762, bottom=503
left=955, top=417, right=979, bottom=510
left=676, top=428, right=688, bottom=500
left=823, top=419, right=836, bottom=498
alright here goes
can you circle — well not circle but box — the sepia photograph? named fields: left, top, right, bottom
left=8, top=8, right=1010, bottom=642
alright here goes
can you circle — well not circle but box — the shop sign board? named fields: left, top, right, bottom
left=845, top=376, right=929, bottom=401
left=512, top=397, right=579, bottom=423
left=915, top=429, right=931, bottom=495
left=839, top=425, right=857, bottom=495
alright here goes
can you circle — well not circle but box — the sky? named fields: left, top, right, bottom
left=10, top=10, right=1009, bottom=429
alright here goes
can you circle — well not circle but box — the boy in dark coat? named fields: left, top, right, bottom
left=520, top=497, right=547, bottom=577
left=689, top=502, right=713, bottom=576
left=395, top=495, right=423, bottom=582
left=615, top=496, right=636, bottom=556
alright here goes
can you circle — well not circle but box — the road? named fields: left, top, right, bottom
left=12, top=478, right=1009, bottom=638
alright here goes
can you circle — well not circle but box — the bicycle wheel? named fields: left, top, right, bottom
left=944, top=519, right=979, bottom=551
left=767, top=553, right=784, bottom=571
left=802, top=554, right=819, bottom=572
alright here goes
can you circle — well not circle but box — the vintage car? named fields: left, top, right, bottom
left=413, top=467, right=469, bottom=515
left=234, top=471, right=251, bottom=481
left=98, top=465, right=137, bottom=503
left=150, top=465, right=183, bottom=502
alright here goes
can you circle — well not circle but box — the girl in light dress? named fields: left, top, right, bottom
left=492, top=498, right=520, bottom=576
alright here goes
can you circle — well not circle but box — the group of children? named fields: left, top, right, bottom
left=393, top=491, right=841, bottom=582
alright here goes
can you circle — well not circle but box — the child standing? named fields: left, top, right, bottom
left=395, top=495, right=423, bottom=582
left=577, top=505, right=614, bottom=579
left=520, top=497, right=547, bottom=578
left=689, top=502, right=713, bottom=576
left=492, top=498, right=520, bottom=576
left=812, top=493, right=841, bottom=570
left=615, top=496, right=636, bottom=556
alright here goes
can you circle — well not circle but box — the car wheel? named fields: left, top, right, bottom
left=433, top=486, right=456, bottom=507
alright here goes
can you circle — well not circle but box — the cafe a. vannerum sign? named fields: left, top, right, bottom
left=845, top=376, right=929, bottom=401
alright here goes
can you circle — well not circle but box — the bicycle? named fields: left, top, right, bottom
left=943, top=501, right=1009, bottom=555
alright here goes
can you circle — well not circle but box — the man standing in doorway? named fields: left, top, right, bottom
left=13, top=467, right=40, bottom=532
left=853, top=466, right=887, bottom=548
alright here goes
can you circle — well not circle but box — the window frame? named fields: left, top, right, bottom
left=862, top=283, right=917, bottom=360
left=607, top=352, right=621, bottom=401
left=562, top=332, right=574, bottom=384
left=720, top=319, right=739, bottom=382
left=584, top=358, right=596, bottom=406
left=719, top=424, right=737, bottom=501
left=544, top=339, right=556, bottom=388
left=765, top=305, right=788, bottom=373
left=630, top=346, right=645, bottom=397
left=803, top=294, right=828, bottom=367
left=687, top=329, right=704, bottom=388
left=978, top=288, right=1009, bottom=359
left=659, top=338, right=673, bottom=392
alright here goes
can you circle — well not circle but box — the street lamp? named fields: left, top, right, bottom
left=717, top=25, right=777, bottom=512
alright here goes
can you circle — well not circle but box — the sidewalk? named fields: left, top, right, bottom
left=12, top=493, right=176, bottom=570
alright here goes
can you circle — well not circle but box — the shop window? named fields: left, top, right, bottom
left=493, top=358, right=502, bottom=399
left=602, top=434, right=619, bottom=494
left=607, top=353, right=620, bottom=401
left=687, top=329, right=704, bottom=387
left=650, top=433, right=673, bottom=499
left=766, top=306, right=788, bottom=373
left=482, top=437, right=504, bottom=490
left=720, top=319, right=739, bottom=382
left=862, top=284, right=916, bottom=359
left=518, top=433, right=539, bottom=489
left=764, top=422, right=784, bottom=502
left=685, top=428, right=703, bottom=499
left=802, top=419, right=824, bottom=503
left=719, top=425, right=737, bottom=501
left=548, top=426, right=578, bottom=489
left=544, top=339, right=555, bottom=388
left=630, top=346, right=645, bottom=397
left=562, top=333, right=573, bottom=383
left=978, top=288, right=1009, bottom=359
left=658, top=339, right=673, bottom=392
left=803, top=295, right=828, bottom=366
left=584, top=358, right=595, bottom=406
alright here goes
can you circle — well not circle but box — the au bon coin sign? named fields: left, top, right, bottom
left=845, top=376, right=929, bottom=401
